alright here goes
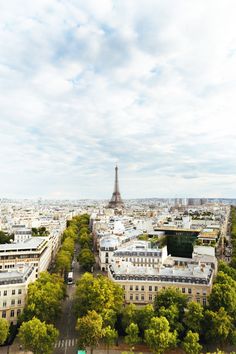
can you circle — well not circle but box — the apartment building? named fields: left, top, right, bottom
left=108, top=241, right=216, bottom=306
left=0, top=264, right=36, bottom=324
left=0, top=237, right=52, bottom=277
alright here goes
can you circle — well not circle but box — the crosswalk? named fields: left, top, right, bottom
left=54, top=338, right=78, bottom=348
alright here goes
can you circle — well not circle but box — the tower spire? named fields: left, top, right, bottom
left=108, top=166, right=124, bottom=209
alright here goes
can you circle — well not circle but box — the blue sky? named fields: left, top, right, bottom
left=1, top=0, right=236, bottom=199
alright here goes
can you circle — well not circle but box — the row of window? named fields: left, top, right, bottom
left=2, top=299, right=22, bottom=307
left=126, top=294, right=207, bottom=306
left=2, top=309, right=21, bottom=318
left=0, top=289, right=22, bottom=296
left=124, top=285, right=207, bottom=295
left=119, top=258, right=159, bottom=264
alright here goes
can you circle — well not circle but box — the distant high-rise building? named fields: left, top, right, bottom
left=108, top=166, right=124, bottom=209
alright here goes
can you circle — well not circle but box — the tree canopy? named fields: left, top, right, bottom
left=144, top=316, right=177, bottom=354
left=76, top=310, right=103, bottom=354
left=74, top=273, right=123, bottom=319
left=18, top=317, right=58, bottom=354
left=0, top=319, right=9, bottom=345
left=23, top=272, right=65, bottom=323
left=182, top=331, right=202, bottom=354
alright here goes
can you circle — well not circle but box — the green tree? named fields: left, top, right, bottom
left=136, top=304, right=155, bottom=337
left=78, top=248, right=95, bottom=271
left=56, top=249, right=71, bottom=276
left=103, top=325, right=118, bottom=354
left=76, top=310, right=103, bottom=354
left=0, top=231, right=12, bottom=244
left=154, top=288, right=187, bottom=319
left=23, top=272, right=64, bottom=323
left=61, top=237, right=75, bottom=257
left=157, top=304, right=183, bottom=334
left=125, top=323, right=140, bottom=351
left=183, top=302, right=204, bottom=334
left=74, top=273, right=123, bottom=318
left=208, top=272, right=236, bottom=315
left=204, top=307, right=233, bottom=345
left=102, top=308, right=117, bottom=327
left=79, top=233, right=93, bottom=248
left=18, top=317, right=58, bottom=354
left=121, top=304, right=137, bottom=331
left=0, top=318, right=9, bottom=344
left=182, top=331, right=202, bottom=354
left=144, top=316, right=177, bottom=354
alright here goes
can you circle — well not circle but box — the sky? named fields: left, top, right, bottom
left=1, top=0, right=236, bottom=199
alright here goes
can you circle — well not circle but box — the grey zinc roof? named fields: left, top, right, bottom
left=0, top=237, right=46, bottom=252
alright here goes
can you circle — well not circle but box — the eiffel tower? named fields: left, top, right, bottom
left=108, top=166, right=124, bottom=209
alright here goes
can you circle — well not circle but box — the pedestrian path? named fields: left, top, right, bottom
left=54, top=338, right=78, bottom=348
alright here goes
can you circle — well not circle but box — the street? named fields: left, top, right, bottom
left=53, top=251, right=82, bottom=354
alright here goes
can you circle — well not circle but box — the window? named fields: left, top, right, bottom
left=135, top=295, right=139, bottom=301
left=2, top=311, right=6, bottom=318
left=196, top=298, right=200, bottom=303
left=141, top=294, right=145, bottom=301
left=18, top=289, right=22, bottom=295
left=17, top=309, right=21, bottom=317
left=3, top=291, right=7, bottom=296
left=154, top=286, right=158, bottom=292
left=141, top=285, right=144, bottom=291
left=18, top=299, right=21, bottom=305
left=130, top=285, right=133, bottom=291
left=11, top=300, right=15, bottom=305
left=149, top=294, right=152, bottom=301
left=188, top=288, right=192, bottom=294
left=149, top=286, right=152, bottom=291
left=10, top=310, right=14, bottom=317
left=203, top=297, right=207, bottom=307
left=130, top=294, right=133, bottom=300
left=12, top=290, right=15, bottom=295
left=135, top=285, right=139, bottom=291
left=182, top=288, right=186, bottom=294
left=122, top=285, right=125, bottom=290
left=3, top=301, right=6, bottom=307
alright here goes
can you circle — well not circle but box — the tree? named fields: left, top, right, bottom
left=0, top=319, right=9, bottom=345
left=103, top=326, right=118, bottom=354
left=0, top=231, right=12, bottom=244
left=61, top=237, right=75, bottom=257
left=154, top=288, right=187, bottom=319
left=157, top=304, right=183, bottom=335
left=56, top=249, right=71, bottom=276
left=182, top=331, right=202, bottom=354
left=208, top=272, right=236, bottom=315
left=121, top=304, right=137, bottom=331
left=183, top=302, right=204, bottom=334
left=76, top=310, right=103, bottom=354
left=204, top=307, right=233, bottom=345
left=124, top=323, right=140, bottom=351
left=135, top=304, right=155, bottom=337
left=79, top=233, right=93, bottom=249
left=18, top=317, right=58, bottom=354
left=74, top=273, right=123, bottom=318
left=23, top=272, right=65, bottom=323
left=78, top=248, right=95, bottom=271
left=144, top=316, right=177, bottom=354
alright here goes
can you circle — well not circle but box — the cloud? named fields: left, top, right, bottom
left=0, top=0, right=236, bottom=198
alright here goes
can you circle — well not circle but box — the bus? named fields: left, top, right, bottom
left=67, top=271, right=73, bottom=285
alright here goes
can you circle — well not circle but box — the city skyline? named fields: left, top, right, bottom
left=1, top=1, right=236, bottom=199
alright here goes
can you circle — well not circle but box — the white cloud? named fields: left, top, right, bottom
left=0, top=0, right=236, bottom=198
